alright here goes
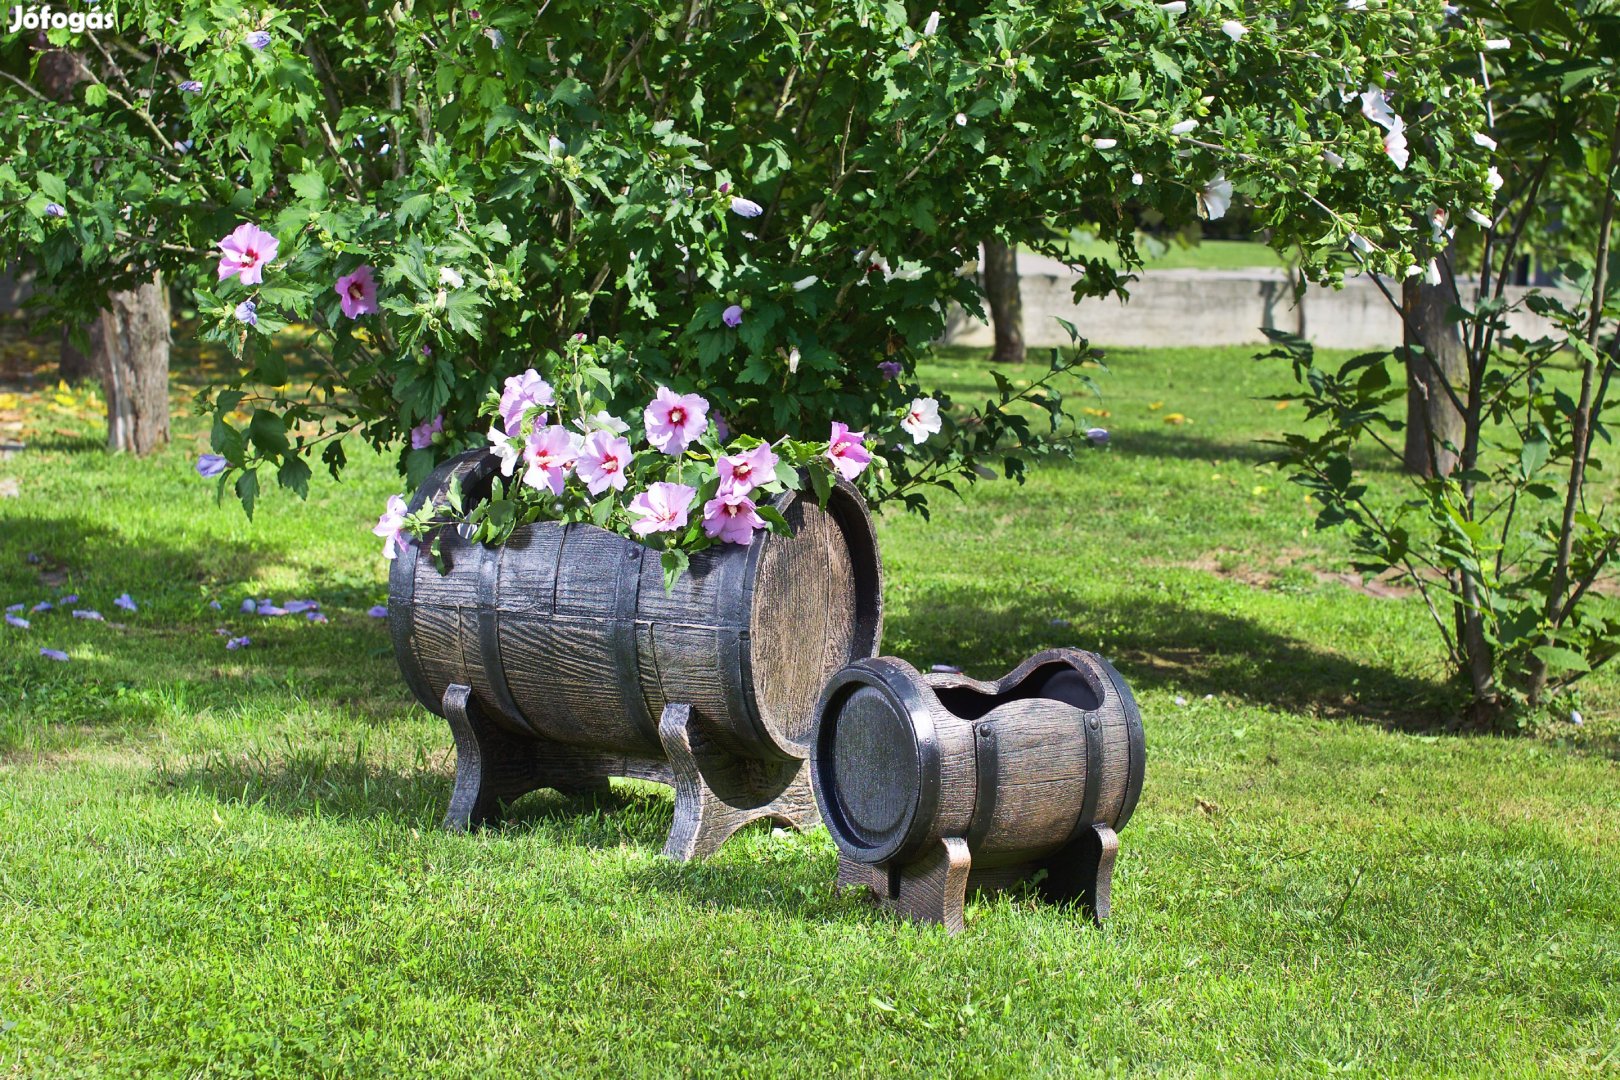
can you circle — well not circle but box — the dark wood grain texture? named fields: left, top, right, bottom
left=836, top=838, right=972, bottom=933
left=391, top=451, right=882, bottom=859
left=813, top=648, right=1143, bottom=932
left=441, top=683, right=666, bottom=830
left=657, top=704, right=819, bottom=860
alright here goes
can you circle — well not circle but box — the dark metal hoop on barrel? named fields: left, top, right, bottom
left=812, top=648, right=1144, bottom=931
left=389, top=450, right=885, bottom=859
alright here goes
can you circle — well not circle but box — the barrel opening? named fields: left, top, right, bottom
left=932, top=661, right=1103, bottom=720
left=812, top=663, right=936, bottom=865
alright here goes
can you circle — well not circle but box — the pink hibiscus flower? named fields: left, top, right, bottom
left=216, top=223, right=278, bottom=285
left=716, top=443, right=779, bottom=496
left=628, top=482, right=697, bottom=536
left=373, top=494, right=410, bottom=560
left=520, top=425, right=580, bottom=495
left=335, top=264, right=380, bottom=319
left=643, top=387, right=710, bottom=455
left=825, top=421, right=872, bottom=481
left=409, top=413, right=443, bottom=450
left=702, top=491, right=767, bottom=545
left=575, top=430, right=634, bottom=495
left=499, top=369, right=555, bottom=436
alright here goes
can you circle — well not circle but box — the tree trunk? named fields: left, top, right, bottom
left=1401, top=258, right=1466, bottom=476
left=96, top=278, right=171, bottom=455
left=982, top=238, right=1025, bottom=364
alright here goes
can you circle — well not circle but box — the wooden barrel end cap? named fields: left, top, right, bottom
left=812, top=658, right=939, bottom=865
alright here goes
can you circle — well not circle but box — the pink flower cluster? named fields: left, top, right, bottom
left=380, top=371, right=878, bottom=558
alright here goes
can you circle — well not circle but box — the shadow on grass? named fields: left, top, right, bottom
left=163, top=744, right=883, bottom=922
left=0, top=512, right=405, bottom=756
left=159, top=745, right=678, bottom=844
left=888, top=581, right=1457, bottom=733
left=162, top=740, right=897, bottom=922
left=1108, top=428, right=1280, bottom=466
left=0, top=511, right=289, bottom=600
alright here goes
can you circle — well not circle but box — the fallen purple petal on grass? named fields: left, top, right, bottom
left=367, top=605, right=388, bottom=618
left=72, top=609, right=104, bottom=621
left=226, top=636, right=251, bottom=650
left=60, top=594, right=78, bottom=604
left=306, top=612, right=328, bottom=624
left=209, top=600, right=222, bottom=610
left=5, top=614, right=29, bottom=629
left=240, top=598, right=257, bottom=614
left=30, top=602, right=51, bottom=613
left=285, top=600, right=320, bottom=614
left=257, top=602, right=289, bottom=616
left=114, top=593, right=138, bottom=612
left=40, top=648, right=69, bottom=661
left=26, top=553, right=41, bottom=564
left=5, top=603, right=22, bottom=612
left=214, top=627, right=231, bottom=636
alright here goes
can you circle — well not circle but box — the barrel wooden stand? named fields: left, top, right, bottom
left=440, top=686, right=817, bottom=859
left=391, top=451, right=883, bottom=861
left=832, top=826, right=1120, bottom=934
left=813, top=649, right=1143, bottom=932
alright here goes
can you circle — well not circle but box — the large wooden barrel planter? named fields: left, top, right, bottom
left=812, top=648, right=1144, bottom=931
left=389, top=450, right=884, bottom=859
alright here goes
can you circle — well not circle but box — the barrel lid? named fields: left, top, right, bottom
left=811, top=657, right=940, bottom=865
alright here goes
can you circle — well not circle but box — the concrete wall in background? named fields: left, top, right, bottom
left=943, top=254, right=1573, bottom=351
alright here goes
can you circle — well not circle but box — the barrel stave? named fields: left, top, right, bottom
left=968, top=699, right=1090, bottom=865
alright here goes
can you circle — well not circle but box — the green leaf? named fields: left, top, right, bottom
left=289, top=170, right=328, bottom=202
left=235, top=469, right=260, bottom=519
left=661, top=547, right=690, bottom=594
left=277, top=457, right=312, bottom=499
left=35, top=172, right=67, bottom=203
left=1531, top=646, right=1590, bottom=674
left=550, top=77, right=590, bottom=107
left=755, top=504, right=793, bottom=536
left=808, top=463, right=832, bottom=507
left=248, top=410, right=290, bottom=456
left=83, top=83, right=108, bottom=108
left=1520, top=438, right=1549, bottom=477
left=1148, top=48, right=1182, bottom=83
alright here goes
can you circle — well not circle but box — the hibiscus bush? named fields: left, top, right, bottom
left=0, top=0, right=1494, bottom=536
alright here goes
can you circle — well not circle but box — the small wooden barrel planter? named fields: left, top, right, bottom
left=812, top=648, right=1144, bottom=932
left=389, top=451, right=884, bottom=860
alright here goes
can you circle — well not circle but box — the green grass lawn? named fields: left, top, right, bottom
left=1049, top=232, right=1285, bottom=271
left=1, top=341, right=1617, bottom=1076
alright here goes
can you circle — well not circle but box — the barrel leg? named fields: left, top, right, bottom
left=440, top=684, right=612, bottom=831
left=1036, top=823, right=1119, bottom=921
left=837, top=839, right=973, bottom=934
left=657, top=703, right=820, bottom=861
